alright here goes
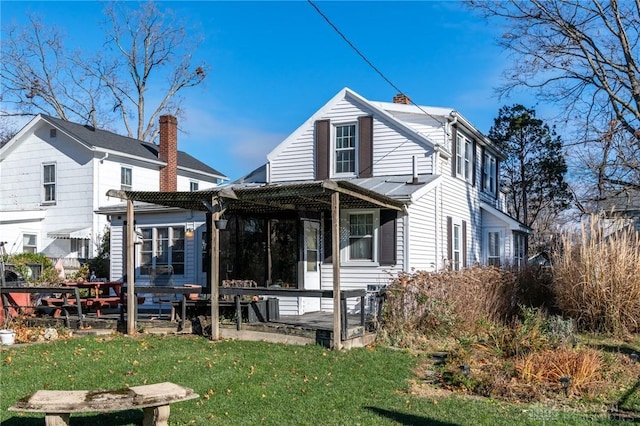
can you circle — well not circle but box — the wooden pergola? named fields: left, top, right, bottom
left=107, top=180, right=404, bottom=349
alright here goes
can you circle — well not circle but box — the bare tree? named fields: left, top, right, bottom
left=468, top=0, right=640, bottom=199
left=0, top=1, right=207, bottom=142
left=0, top=116, right=19, bottom=146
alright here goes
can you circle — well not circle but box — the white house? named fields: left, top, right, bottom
left=105, top=87, right=529, bottom=317
left=0, top=114, right=227, bottom=270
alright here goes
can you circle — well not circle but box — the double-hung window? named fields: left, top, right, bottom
left=23, top=234, right=37, bottom=253
left=514, top=233, right=526, bottom=268
left=334, top=124, right=356, bottom=175
left=43, top=163, right=56, bottom=203
left=483, top=152, right=497, bottom=195
left=121, top=167, right=132, bottom=191
left=453, top=224, right=461, bottom=270
left=456, top=134, right=472, bottom=181
left=487, top=230, right=501, bottom=267
left=341, top=210, right=378, bottom=263
left=139, top=226, right=185, bottom=276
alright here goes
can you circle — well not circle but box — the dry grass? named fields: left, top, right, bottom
left=516, top=348, right=603, bottom=396
left=380, top=265, right=553, bottom=347
left=553, top=216, right=640, bottom=335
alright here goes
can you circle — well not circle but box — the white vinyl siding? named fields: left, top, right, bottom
left=268, top=96, right=435, bottom=182
left=406, top=192, right=437, bottom=271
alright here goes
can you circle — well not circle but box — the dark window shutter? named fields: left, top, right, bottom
left=480, top=146, right=486, bottom=190
left=447, top=216, right=452, bottom=265
left=471, top=140, right=477, bottom=186
left=315, top=120, right=330, bottom=180
left=379, top=209, right=397, bottom=266
left=358, top=115, right=373, bottom=178
left=323, top=215, right=332, bottom=264
left=495, top=159, right=500, bottom=198
left=462, top=220, right=467, bottom=269
left=451, top=125, right=457, bottom=177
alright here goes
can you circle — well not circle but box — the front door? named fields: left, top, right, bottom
left=302, top=221, right=320, bottom=313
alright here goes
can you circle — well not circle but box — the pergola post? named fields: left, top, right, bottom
left=210, top=208, right=220, bottom=340
left=331, top=192, right=342, bottom=350
left=126, top=199, right=136, bottom=334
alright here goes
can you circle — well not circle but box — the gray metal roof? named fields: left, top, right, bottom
left=41, top=114, right=227, bottom=179
left=350, top=174, right=439, bottom=202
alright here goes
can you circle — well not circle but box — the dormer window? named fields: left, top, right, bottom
left=334, top=123, right=357, bottom=175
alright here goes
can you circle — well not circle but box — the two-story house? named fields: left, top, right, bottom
left=0, top=114, right=227, bottom=272
left=106, top=87, right=528, bottom=317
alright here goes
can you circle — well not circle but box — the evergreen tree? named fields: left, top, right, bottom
left=488, top=105, right=571, bottom=250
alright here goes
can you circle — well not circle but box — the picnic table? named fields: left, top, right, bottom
left=41, top=281, right=124, bottom=317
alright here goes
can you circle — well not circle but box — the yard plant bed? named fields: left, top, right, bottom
left=1, top=334, right=636, bottom=425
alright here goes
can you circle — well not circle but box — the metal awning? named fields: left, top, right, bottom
left=47, top=227, right=92, bottom=239
left=106, top=180, right=406, bottom=213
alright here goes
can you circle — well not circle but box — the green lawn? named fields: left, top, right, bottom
left=0, top=335, right=630, bottom=425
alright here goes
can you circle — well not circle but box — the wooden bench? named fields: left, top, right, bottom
left=8, top=381, right=198, bottom=426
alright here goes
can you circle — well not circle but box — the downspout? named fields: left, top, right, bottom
left=433, top=147, right=440, bottom=271
left=403, top=204, right=410, bottom=272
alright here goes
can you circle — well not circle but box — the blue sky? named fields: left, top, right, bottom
left=1, top=1, right=542, bottom=181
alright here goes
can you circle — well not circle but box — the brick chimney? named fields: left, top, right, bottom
left=159, top=115, right=178, bottom=192
left=393, top=93, right=411, bottom=105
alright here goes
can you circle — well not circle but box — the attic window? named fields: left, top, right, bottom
left=50, top=128, right=57, bottom=138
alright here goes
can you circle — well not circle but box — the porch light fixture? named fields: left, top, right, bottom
left=185, top=222, right=195, bottom=238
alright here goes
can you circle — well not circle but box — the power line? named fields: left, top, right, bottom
left=306, top=0, right=442, bottom=124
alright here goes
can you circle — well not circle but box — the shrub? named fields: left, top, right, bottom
left=381, top=267, right=518, bottom=346
left=553, top=216, right=640, bottom=335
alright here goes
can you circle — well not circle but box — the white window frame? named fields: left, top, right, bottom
left=340, top=209, right=379, bottom=264
left=23, top=233, right=38, bottom=253
left=121, top=166, right=132, bottom=191
left=190, top=181, right=199, bottom=191
left=483, top=152, right=497, bottom=195
left=71, top=239, right=90, bottom=259
left=453, top=223, right=462, bottom=271
left=42, top=162, right=56, bottom=204
left=456, top=134, right=472, bottom=182
left=333, top=122, right=358, bottom=177
left=138, top=226, right=185, bottom=276
left=486, top=228, right=503, bottom=267
left=514, top=232, right=526, bottom=268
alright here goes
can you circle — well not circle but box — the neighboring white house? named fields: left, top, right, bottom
left=105, top=87, right=529, bottom=316
left=0, top=114, right=227, bottom=270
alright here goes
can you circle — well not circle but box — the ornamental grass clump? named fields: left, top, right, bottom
left=516, top=348, right=603, bottom=397
left=553, top=216, right=640, bottom=335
